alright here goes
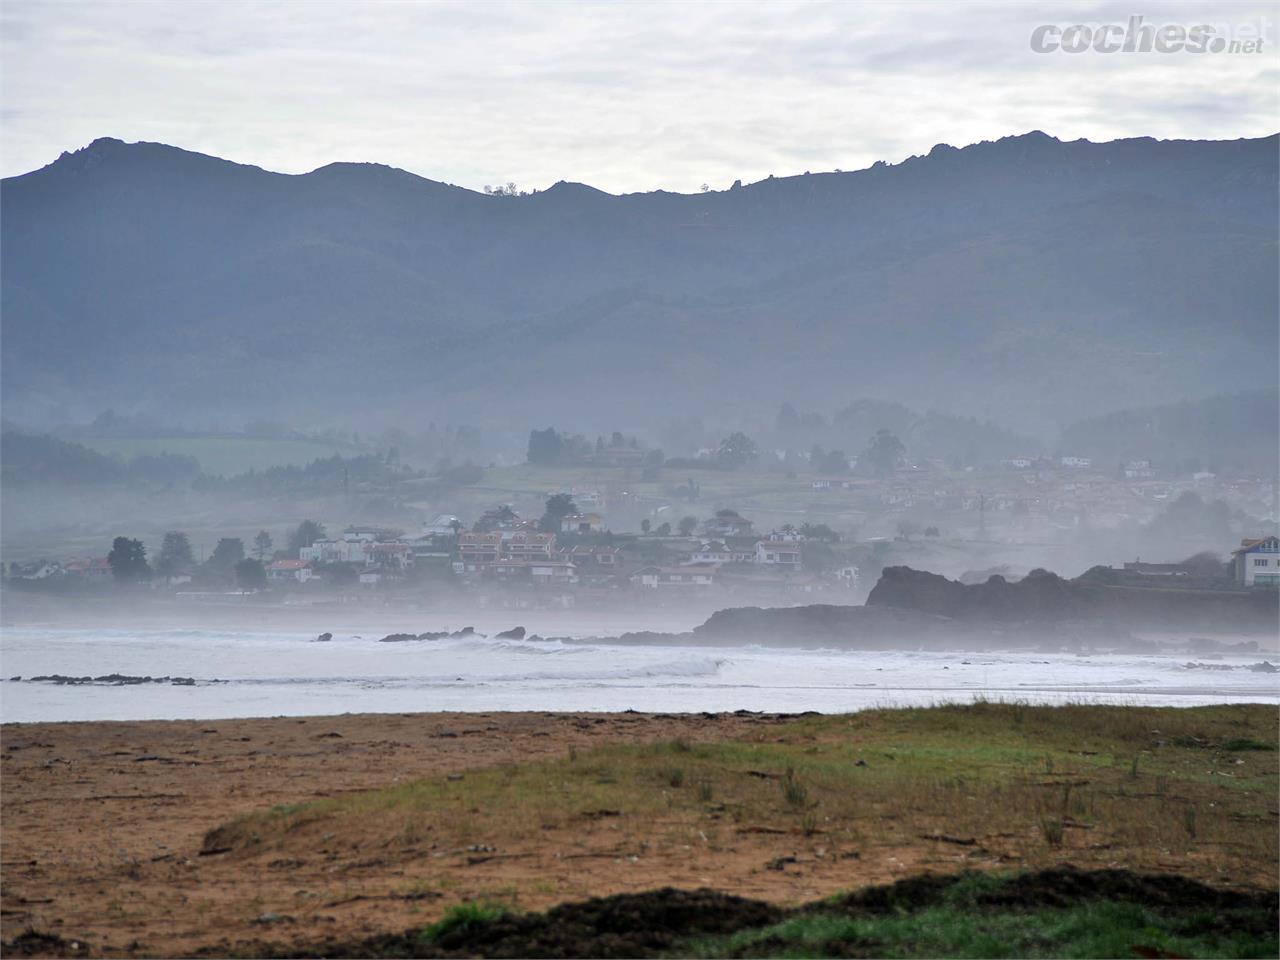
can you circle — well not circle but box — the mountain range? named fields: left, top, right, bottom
left=2, top=131, right=1276, bottom=437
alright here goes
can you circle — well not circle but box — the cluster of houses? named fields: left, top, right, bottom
left=253, top=509, right=853, bottom=598
left=802, top=458, right=1275, bottom=538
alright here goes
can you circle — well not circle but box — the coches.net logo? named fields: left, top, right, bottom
left=1030, top=14, right=1270, bottom=53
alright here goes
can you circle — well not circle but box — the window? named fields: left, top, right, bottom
left=1253, top=558, right=1269, bottom=566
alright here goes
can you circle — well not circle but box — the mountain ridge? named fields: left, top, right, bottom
left=3, top=131, right=1276, bottom=436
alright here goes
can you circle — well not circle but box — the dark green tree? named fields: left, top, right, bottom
left=207, top=538, right=245, bottom=576
left=717, top=432, right=758, bottom=468
left=155, top=531, right=194, bottom=577
left=474, top=505, right=518, bottom=532
left=107, top=537, right=150, bottom=582
left=540, top=493, right=579, bottom=532
left=863, top=429, right=905, bottom=477
left=317, top=561, right=358, bottom=585
left=527, top=428, right=564, bottom=465
left=235, top=558, right=267, bottom=590
left=288, top=520, right=326, bottom=554
left=253, top=530, right=273, bottom=560
left=678, top=515, right=698, bottom=537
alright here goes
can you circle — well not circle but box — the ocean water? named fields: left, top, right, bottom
left=2, top=625, right=1277, bottom=722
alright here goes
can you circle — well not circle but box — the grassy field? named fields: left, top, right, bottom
left=205, top=702, right=1278, bottom=958
left=78, top=436, right=363, bottom=477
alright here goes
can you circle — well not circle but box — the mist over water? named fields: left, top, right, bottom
left=4, top=624, right=1276, bottom=722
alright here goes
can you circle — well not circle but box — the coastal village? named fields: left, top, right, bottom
left=7, top=445, right=1277, bottom=607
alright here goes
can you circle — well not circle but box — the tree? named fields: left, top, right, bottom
left=776, top=403, right=800, bottom=434
left=107, top=536, right=150, bottom=582
left=655, top=522, right=672, bottom=536
left=474, top=505, right=518, bottom=532
left=863, top=429, right=905, bottom=477
left=678, top=515, right=698, bottom=536
left=253, top=530, right=273, bottom=560
left=235, top=558, right=267, bottom=590
left=796, top=523, right=833, bottom=542
left=207, top=538, right=245, bottom=575
left=717, top=432, right=758, bottom=469
left=814, top=448, right=850, bottom=474
left=315, top=561, right=358, bottom=585
left=155, top=531, right=194, bottom=577
left=641, top=519, right=651, bottom=534
left=527, top=428, right=564, bottom=465
left=288, top=520, right=326, bottom=555
left=540, top=493, right=579, bottom=532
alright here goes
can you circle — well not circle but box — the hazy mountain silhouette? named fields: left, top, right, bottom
left=3, top=131, right=1275, bottom=434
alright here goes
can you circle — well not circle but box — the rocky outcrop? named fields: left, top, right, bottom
left=867, top=565, right=1279, bottom=631
left=693, top=604, right=972, bottom=648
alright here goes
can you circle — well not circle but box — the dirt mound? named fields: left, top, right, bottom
left=243, top=869, right=1276, bottom=959
left=258, top=888, right=782, bottom=958
left=971, top=866, right=1276, bottom=914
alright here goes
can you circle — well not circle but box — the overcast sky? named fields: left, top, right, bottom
left=2, top=0, right=1276, bottom=193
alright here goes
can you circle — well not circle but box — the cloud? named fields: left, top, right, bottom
left=2, top=0, right=1276, bottom=192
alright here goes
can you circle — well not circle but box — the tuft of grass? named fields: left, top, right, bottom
left=418, top=901, right=509, bottom=944
left=666, top=767, right=686, bottom=788
left=1038, top=817, right=1065, bottom=847
left=781, top=767, right=808, bottom=808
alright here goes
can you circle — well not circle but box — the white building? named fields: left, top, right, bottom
left=300, top=538, right=371, bottom=565
left=267, top=559, right=315, bottom=583
left=687, top=540, right=733, bottom=564
left=755, top=541, right=802, bottom=569
left=1060, top=456, right=1092, bottom=469
left=1233, top=536, right=1280, bottom=587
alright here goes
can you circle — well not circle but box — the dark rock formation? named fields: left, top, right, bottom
left=496, top=627, right=526, bottom=640
left=867, top=565, right=1279, bottom=631
left=693, top=604, right=968, bottom=648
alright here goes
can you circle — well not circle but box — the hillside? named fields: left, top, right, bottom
left=2, top=132, right=1276, bottom=434
left=1059, top=390, right=1279, bottom=474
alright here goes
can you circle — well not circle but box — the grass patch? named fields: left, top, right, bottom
left=203, top=703, right=1278, bottom=886
left=684, top=869, right=1278, bottom=959
left=419, top=902, right=510, bottom=944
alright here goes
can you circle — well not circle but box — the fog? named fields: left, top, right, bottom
left=2, top=132, right=1277, bottom=722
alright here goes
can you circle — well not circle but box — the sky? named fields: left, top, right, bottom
left=2, top=0, right=1276, bottom=194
